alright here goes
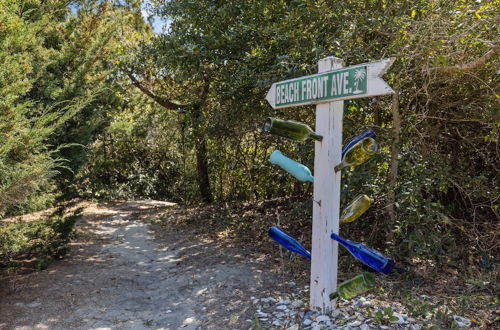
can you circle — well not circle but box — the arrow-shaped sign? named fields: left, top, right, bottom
left=266, top=58, right=394, bottom=109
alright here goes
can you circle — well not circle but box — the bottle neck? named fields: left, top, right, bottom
left=334, top=160, right=348, bottom=172
left=331, top=233, right=350, bottom=247
left=309, top=132, right=323, bottom=141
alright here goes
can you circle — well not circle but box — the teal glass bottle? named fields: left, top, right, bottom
left=269, top=150, right=314, bottom=183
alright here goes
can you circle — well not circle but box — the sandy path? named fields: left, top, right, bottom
left=0, top=201, right=278, bottom=329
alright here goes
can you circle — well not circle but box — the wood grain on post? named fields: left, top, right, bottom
left=310, top=57, right=344, bottom=314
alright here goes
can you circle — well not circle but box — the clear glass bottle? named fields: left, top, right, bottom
left=269, top=150, right=314, bottom=183
left=330, top=233, right=394, bottom=274
left=329, top=272, right=376, bottom=300
left=263, top=117, right=322, bottom=142
left=341, top=129, right=376, bottom=159
left=335, top=137, right=378, bottom=172
left=340, top=195, right=373, bottom=224
left=268, top=226, right=311, bottom=259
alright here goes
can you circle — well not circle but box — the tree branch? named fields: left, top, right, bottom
left=126, top=71, right=186, bottom=110
left=433, top=44, right=499, bottom=73
left=424, top=115, right=489, bottom=125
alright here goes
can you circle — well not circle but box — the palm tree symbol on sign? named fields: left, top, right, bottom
left=352, top=68, right=366, bottom=94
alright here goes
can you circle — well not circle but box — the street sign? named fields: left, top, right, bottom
left=266, top=58, right=394, bottom=109
left=263, top=56, right=394, bottom=315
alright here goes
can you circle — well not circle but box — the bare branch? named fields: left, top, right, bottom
left=433, top=44, right=499, bottom=73
left=424, top=115, right=490, bottom=125
left=126, top=71, right=186, bottom=110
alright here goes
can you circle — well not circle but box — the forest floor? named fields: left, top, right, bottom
left=0, top=200, right=287, bottom=329
left=0, top=199, right=497, bottom=329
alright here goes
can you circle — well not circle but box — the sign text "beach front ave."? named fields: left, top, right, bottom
left=266, top=58, right=394, bottom=109
left=276, top=67, right=366, bottom=106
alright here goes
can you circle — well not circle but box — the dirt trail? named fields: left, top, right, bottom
left=0, top=201, right=280, bottom=329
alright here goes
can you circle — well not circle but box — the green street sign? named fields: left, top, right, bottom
left=266, top=58, right=394, bottom=109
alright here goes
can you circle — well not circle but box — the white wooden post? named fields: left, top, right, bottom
left=310, top=57, right=344, bottom=314
left=265, top=54, right=394, bottom=313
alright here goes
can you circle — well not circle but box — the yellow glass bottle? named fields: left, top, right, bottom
left=340, top=195, right=373, bottom=224
left=334, top=137, right=378, bottom=172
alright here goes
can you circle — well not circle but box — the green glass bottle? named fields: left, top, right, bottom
left=340, top=195, right=373, bottom=225
left=334, top=137, right=378, bottom=172
left=329, top=272, right=376, bottom=300
left=262, top=117, right=323, bottom=142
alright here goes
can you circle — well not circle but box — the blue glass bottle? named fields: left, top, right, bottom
left=330, top=233, right=394, bottom=274
left=268, top=226, right=311, bottom=259
left=341, top=129, right=376, bottom=159
left=269, top=150, right=314, bottom=183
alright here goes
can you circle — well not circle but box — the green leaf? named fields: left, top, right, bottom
left=389, top=316, right=399, bottom=322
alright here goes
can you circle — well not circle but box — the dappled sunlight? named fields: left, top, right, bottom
left=1, top=200, right=286, bottom=329
left=0, top=0, right=495, bottom=327
left=182, top=316, right=196, bottom=326
left=157, top=255, right=182, bottom=262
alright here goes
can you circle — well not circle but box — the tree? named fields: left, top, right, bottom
left=124, top=0, right=327, bottom=203
left=0, top=0, right=146, bottom=215
left=121, top=0, right=498, bottom=264
left=0, top=0, right=86, bottom=215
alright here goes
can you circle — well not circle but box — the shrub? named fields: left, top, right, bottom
left=0, top=208, right=81, bottom=268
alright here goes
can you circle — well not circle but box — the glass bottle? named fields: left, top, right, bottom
left=329, top=272, right=376, bottom=300
left=340, top=195, right=373, bottom=224
left=335, top=137, right=378, bottom=172
left=269, top=150, right=314, bottom=183
left=330, top=233, right=394, bottom=274
left=342, top=129, right=376, bottom=159
left=268, top=226, right=311, bottom=259
left=262, top=117, right=323, bottom=142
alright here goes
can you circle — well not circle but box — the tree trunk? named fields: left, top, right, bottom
left=191, top=105, right=213, bottom=204
left=195, top=137, right=212, bottom=203
left=387, top=90, right=401, bottom=240
left=127, top=71, right=213, bottom=203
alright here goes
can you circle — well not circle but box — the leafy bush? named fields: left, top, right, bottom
left=0, top=0, right=126, bottom=216
left=0, top=208, right=81, bottom=268
left=76, top=108, right=186, bottom=202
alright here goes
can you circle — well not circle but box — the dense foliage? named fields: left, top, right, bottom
left=0, top=208, right=81, bottom=270
left=1, top=0, right=498, bottom=269
left=1, top=0, right=110, bottom=215
left=0, top=0, right=148, bottom=266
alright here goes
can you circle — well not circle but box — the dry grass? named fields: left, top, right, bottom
left=147, top=196, right=499, bottom=329
left=2, top=197, right=497, bottom=328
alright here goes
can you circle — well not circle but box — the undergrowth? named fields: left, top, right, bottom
left=0, top=206, right=82, bottom=271
left=150, top=196, right=499, bottom=328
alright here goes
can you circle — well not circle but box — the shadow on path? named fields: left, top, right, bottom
left=0, top=201, right=283, bottom=330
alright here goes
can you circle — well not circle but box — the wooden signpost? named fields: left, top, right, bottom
left=266, top=56, right=394, bottom=314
